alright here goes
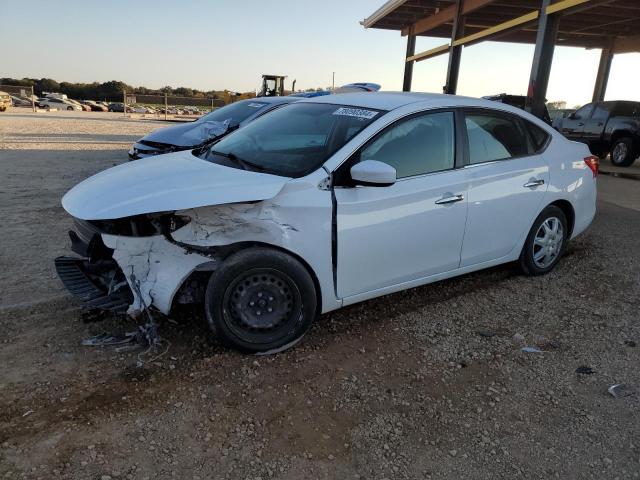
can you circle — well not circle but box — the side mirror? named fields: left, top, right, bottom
left=350, top=160, right=396, bottom=187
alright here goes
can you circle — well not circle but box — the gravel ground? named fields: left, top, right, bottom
left=1, top=110, right=639, bottom=479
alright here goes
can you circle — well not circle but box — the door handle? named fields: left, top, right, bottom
left=524, top=179, right=545, bottom=188
left=435, top=194, right=464, bottom=205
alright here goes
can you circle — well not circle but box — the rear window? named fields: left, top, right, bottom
left=199, top=100, right=269, bottom=126
left=612, top=102, right=640, bottom=117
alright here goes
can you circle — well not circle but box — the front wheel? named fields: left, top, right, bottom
left=610, top=137, right=637, bottom=167
left=519, top=205, right=568, bottom=276
left=205, top=248, right=317, bottom=354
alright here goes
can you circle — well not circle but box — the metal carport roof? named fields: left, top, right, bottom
left=361, top=0, right=640, bottom=117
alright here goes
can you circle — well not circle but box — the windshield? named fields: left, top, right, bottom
left=201, top=103, right=384, bottom=177
left=198, top=100, right=269, bottom=125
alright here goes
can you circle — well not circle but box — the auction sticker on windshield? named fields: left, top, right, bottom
left=333, top=107, right=379, bottom=120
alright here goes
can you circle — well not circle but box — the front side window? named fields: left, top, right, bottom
left=591, top=103, right=609, bottom=120
left=572, top=104, right=594, bottom=120
left=203, top=103, right=383, bottom=177
left=465, top=112, right=529, bottom=164
left=359, top=111, right=455, bottom=178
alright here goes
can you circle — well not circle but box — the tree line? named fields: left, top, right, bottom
left=0, top=77, right=225, bottom=102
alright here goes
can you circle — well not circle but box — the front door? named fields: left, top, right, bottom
left=560, top=103, right=593, bottom=142
left=580, top=102, right=609, bottom=154
left=334, top=110, right=468, bottom=299
left=459, top=110, right=550, bottom=267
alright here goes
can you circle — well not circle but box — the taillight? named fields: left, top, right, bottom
left=584, top=155, right=599, bottom=177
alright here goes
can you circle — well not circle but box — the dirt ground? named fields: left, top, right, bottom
left=1, top=110, right=639, bottom=480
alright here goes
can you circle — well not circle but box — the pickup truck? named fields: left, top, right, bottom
left=556, top=100, right=640, bottom=167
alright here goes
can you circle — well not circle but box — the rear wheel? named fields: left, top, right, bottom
left=205, top=248, right=317, bottom=354
left=519, top=205, right=568, bottom=276
left=610, top=137, right=637, bottom=167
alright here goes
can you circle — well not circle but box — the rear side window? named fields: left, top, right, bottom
left=525, top=121, right=550, bottom=153
left=464, top=112, right=529, bottom=164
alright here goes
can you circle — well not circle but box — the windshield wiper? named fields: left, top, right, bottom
left=209, top=150, right=270, bottom=173
left=193, top=124, right=239, bottom=155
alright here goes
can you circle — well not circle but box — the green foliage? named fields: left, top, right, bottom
left=0, top=77, right=226, bottom=102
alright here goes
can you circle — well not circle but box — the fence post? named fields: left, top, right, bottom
left=211, top=98, right=214, bottom=111
left=123, top=90, right=126, bottom=118
left=164, top=93, right=168, bottom=121
left=31, top=86, right=36, bottom=113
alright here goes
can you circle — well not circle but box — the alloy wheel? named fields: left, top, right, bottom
left=532, top=216, right=564, bottom=269
left=613, top=142, right=628, bottom=164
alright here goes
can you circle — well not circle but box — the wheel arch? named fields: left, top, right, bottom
left=172, top=241, right=324, bottom=316
left=610, top=130, right=638, bottom=148
left=548, top=199, right=575, bottom=237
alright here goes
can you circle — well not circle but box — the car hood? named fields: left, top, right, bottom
left=141, top=119, right=229, bottom=148
left=62, top=150, right=290, bottom=220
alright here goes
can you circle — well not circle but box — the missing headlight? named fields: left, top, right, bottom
left=88, top=213, right=191, bottom=237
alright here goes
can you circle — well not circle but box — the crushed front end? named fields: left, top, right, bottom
left=55, top=218, right=134, bottom=314
left=55, top=213, right=214, bottom=317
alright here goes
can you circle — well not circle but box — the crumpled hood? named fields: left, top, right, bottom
left=62, top=151, right=290, bottom=220
left=142, top=119, right=229, bottom=147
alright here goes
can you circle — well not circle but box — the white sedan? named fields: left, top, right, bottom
left=56, top=92, right=597, bottom=353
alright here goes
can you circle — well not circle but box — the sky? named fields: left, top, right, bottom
left=2, top=0, right=639, bottom=107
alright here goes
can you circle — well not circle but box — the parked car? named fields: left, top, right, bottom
left=10, top=95, right=32, bottom=107
left=483, top=93, right=552, bottom=125
left=67, top=99, right=91, bottom=111
left=37, top=97, right=82, bottom=111
left=108, top=102, right=133, bottom=113
left=130, top=105, right=156, bottom=114
left=56, top=92, right=597, bottom=354
left=82, top=100, right=108, bottom=112
left=549, top=108, right=575, bottom=130
left=0, top=91, right=11, bottom=112
left=555, top=100, right=640, bottom=167
left=128, top=96, right=300, bottom=159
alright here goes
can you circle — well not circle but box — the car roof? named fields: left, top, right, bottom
left=248, top=96, right=299, bottom=105
left=298, top=91, right=528, bottom=112
left=294, top=91, right=554, bottom=130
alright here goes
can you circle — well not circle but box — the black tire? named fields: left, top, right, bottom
left=519, top=205, right=568, bottom=276
left=610, top=137, right=637, bottom=167
left=205, top=247, right=317, bottom=354
left=67, top=106, right=73, bottom=111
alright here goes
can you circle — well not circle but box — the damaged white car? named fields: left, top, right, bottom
left=56, top=92, right=597, bottom=353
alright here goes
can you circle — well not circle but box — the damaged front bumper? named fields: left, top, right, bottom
left=55, top=218, right=215, bottom=317
left=54, top=256, right=132, bottom=314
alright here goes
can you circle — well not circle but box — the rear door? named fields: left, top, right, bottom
left=334, top=110, right=468, bottom=298
left=460, top=109, right=550, bottom=267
